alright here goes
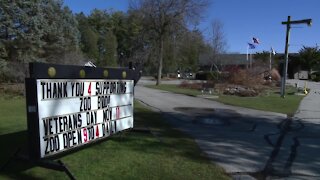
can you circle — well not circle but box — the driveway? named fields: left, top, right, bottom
left=134, top=80, right=320, bottom=179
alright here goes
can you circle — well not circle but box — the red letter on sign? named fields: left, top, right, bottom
left=83, top=128, right=88, bottom=142
left=88, top=82, right=91, bottom=95
left=96, top=125, right=99, bottom=137
left=116, top=106, right=120, bottom=119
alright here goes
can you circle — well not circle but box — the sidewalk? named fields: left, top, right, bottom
left=283, top=80, right=320, bottom=179
left=287, top=79, right=320, bottom=122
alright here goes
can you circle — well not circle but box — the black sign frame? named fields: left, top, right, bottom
left=25, top=62, right=141, bottom=160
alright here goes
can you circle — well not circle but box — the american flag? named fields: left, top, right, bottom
left=252, top=37, right=260, bottom=44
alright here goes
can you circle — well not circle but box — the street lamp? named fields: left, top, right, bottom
left=280, top=16, right=312, bottom=98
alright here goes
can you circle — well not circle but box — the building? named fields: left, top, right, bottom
left=199, top=53, right=253, bottom=71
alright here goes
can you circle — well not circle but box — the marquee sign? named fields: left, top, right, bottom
left=26, top=63, right=140, bottom=159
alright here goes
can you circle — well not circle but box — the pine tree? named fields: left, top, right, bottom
left=101, top=30, right=118, bottom=67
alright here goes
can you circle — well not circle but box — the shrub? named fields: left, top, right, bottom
left=228, top=69, right=251, bottom=85
left=0, top=62, right=27, bottom=83
left=195, top=71, right=209, bottom=80
left=223, top=86, right=258, bottom=97
left=228, top=69, right=264, bottom=87
left=195, top=71, right=224, bottom=81
left=178, top=81, right=203, bottom=90
left=221, top=69, right=273, bottom=96
left=311, top=72, right=320, bottom=82
left=271, top=68, right=281, bottom=81
left=0, top=83, right=25, bottom=96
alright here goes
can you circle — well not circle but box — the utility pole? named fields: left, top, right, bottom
left=280, top=16, right=291, bottom=98
left=280, top=16, right=312, bottom=98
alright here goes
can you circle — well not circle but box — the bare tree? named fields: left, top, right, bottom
left=130, top=0, right=208, bottom=85
left=210, top=19, right=227, bottom=75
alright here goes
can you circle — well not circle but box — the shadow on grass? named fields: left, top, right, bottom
left=113, top=130, right=208, bottom=163
left=0, top=130, right=119, bottom=179
left=0, top=106, right=224, bottom=179
left=111, top=109, right=213, bottom=164
left=0, top=130, right=42, bottom=179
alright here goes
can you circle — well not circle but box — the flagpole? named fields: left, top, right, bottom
left=250, top=50, right=252, bottom=68
left=269, top=50, right=272, bottom=72
left=246, top=45, right=249, bottom=69
left=250, top=36, right=252, bottom=69
left=249, top=36, right=252, bottom=69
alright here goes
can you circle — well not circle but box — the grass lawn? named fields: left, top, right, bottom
left=0, top=95, right=229, bottom=180
left=146, top=84, right=304, bottom=115
left=217, top=93, right=303, bottom=115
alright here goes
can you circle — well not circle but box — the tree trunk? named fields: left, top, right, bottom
left=156, top=35, right=164, bottom=85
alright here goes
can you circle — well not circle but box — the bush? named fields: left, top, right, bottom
left=195, top=71, right=222, bottom=81
left=218, top=69, right=271, bottom=96
left=0, top=62, right=27, bottom=83
left=0, top=59, right=8, bottom=82
left=168, top=73, right=177, bottom=78
left=178, top=81, right=203, bottom=90
left=311, top=72, right=320, bottom=82
left=223, top=86, right=258, bottom=97
left=228, top=69, right=264, bottom=87
left=271, top=68, right=281, bottom=81
left=195, top=71, right=208, bottom=80
left=0, top=83, right=25, bottom=96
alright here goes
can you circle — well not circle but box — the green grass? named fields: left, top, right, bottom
left=146, top=84, right=304, bottom=115
left=217, top=94, right=303, bottom=115
left=0, top=95, right=27, bottom=133
left=0, top=95, right=229, bottom=180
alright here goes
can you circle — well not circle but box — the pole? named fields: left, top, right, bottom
left=280, top=16, right=291, bottom=98
left=250, top=52, right=252, bottom=68
left=246, top=45, right=249, bottom=69
left=269, top=50, right=272, bottom=72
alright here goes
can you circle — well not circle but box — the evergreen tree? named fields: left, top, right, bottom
left=81, top=26, right=99, bottom=60
left=101, top=30, right=118, bottom=67
left=41, top=1, right=80, bottom=61
left=0, top=0, right=46, bottom=62
left=76, top=13, right=99, bottom=61
left=298, top=46, right=320, bottom=71
left=0, top=0, right=80, bottom=64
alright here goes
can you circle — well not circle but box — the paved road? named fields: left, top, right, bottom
left=134, top=80, right=320, bottom=179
